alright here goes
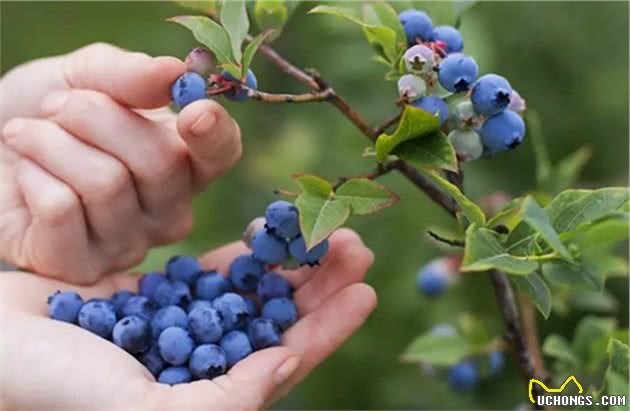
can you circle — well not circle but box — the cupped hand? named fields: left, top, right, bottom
left=0, top=43, right=242, bottom=283
left=0, top=229, right=377, bottom=411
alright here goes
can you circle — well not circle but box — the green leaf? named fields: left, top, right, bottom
left=485, top=199, right=524, bottom=232
left=462, top=224, right=538, bottom=275
left=400, top=334, right=471, bottom=366
left=542, top=334, right=578, bottom=365
left=242, top=30, right=275, bottom=74
left=424, top=171, right=486, bottom=226
left=393, top=132, right=458, bottom=172
left=168, top=15, right=235, bottom=64
left=335, top=178, right=399, bottom=215
left=175, top=0, right=218, bottom=16
left=561, top=213, right=630, bottom=253
left=364, top=2, right=405, bottom=45
left=457, top=313, right=491, bottom=350
left=542, top=260, right=605, bottom=291
left=295, top=193, right=350, bottom=250
left=521, top=196, right=573, bottom=261
left=220, top=63, right=242, bottom=78
left=294, top=174, right=333, bottom=198
left=254, top=0, right=288, bottom=32
left=546, top=146, right=592, bottom=195
left=606, top=370, right=629, bottom=411
left=375, top=105, right=440, bottom=161
left=220, top=0, right=249, bottom=62
left=607, top=338, right=629, bottom=376
left=572, top=316, right=615, bottom=369
left=513, top=272, right=552, bottom=319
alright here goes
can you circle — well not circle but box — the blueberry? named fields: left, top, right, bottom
left=212, top=293, right=249, bottom=331
left=489, top=351, right=505, bottom=375
left=109, top=290, right=135, bottom=318
left=432, top=25, right=463, bottom=53
left=220, top=331, right=254, bottom=367
left=187, top=299, right=213, bottom=313
left=403, top=45, right=434, bottom=75
left=416, top=260, right=449, bottom=297
left=171, top=72, right=207, bottom=108
left=188, top=306, right=224, bottom=344
left=411, top=96, right=448, bottom=125
left=251, top=229, right=289, bottom=265
left=166, top=256, right=202, bottom=286
left=397, top=74, right=427, bottom=101
left=158, top=366, right=192, bottom=385
left=248, top=318, right=281, bottom=350
left=508, top=89, right=526, bottom=113
left=243, top=216, right=267, bottom=248
left=185, top=47, right=215, bottom=76
left=437, top=53, right=478, bottom=93
left=257, top=272, right=293, bottom=303
left=189, top=344, right=227, bottom=379
left=429, top=323, right=458, bottom=337
left=78, top=300, right=117, bottom=338
left=48, top=290, right=84, bottom=323
left=262, top=298, right=298, bottom=331
left=138, top=272, right=166, bottom=300
left=151, top=306, right=188, bottom=339
left=113, top=315, right=151, bottom=354
left=138, top=344, right=165, bottom=377
left=223, top=69, right=257, bottom=102
left=399, top=9, right=433, bottom=45
left=288, top=236, right=329, bottom=266
left=448, top=360, right=478, bottom=391
left=154, top=280, right=192, bottom=308
left=471, top=74, right=512, bottom=116
left=121, top=296, right=157, bottom=320
left=480, top=110, right=526, bottom=154
left=265, top=201, right=300, bottom=239
left=158, top=327, right=195, bottom=366
left=195, top=271, right=232, bottom=301
left=229, top=254, right=265, bottom=292
left=448, top=129, right=483, bottom=162
left=242, top=296, right=259, bottom=325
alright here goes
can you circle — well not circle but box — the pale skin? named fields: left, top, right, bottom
left=0, top=44, right=377, bottom=410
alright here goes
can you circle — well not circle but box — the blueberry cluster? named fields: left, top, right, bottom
left=47, top=201, right=328, bottom=385
left=170, top=47, right=258, bottom=108
left=396, top=9, right=527, bottom=160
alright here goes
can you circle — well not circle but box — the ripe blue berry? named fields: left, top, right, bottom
left=262, top=298, right=298, bottom=331
left=288, top=235, right=329, bottom=266
left=471, top=74, right=512, bottom=116
left=171, top=72, right=207, bottom=108
left=189, top=344, right=227, bottom=379
left=138, top=272, right=166, bottom=300
left=78, top=300, right=117, bottom=338
left=48, top=290, right=84, bottom=323
left=195, top=271, right=232, bottom=301
left=508, top=89, right=526, bottom=113
left=432, top=25, right=463, bottom=53
left=416, top=261, right=449, bottom=297
left=448, top=129, right=483, bottom=162
left=121, top=296, right=157, bottom=320
left=480, top=110, right=525, bottom=154
left=489, top=351, right=505, bottom=375
left=158, top=326, right=195, bottom=366
left=138, top=344, right=165, bottom=377
left=166, top=255, right=202, bottom=286
left=403, top=45, right=434, bottom=75
left=248, top=318, right=281, bottom=349
left=223, top=69, right=257, bottom=102
left=185, top=47, right=215, bottom=76
left=109, top=290, right=135, bottom=318
left=397, top=74, right=427, bottom=101
left=151, top=306, right=188, bottom=339
left=257, top=272, right=293, bottom=303
left=411, top=96, right=448, bottom=125
left=212, top=292, right=249, bottom=331
left=437, top=53, right=478, bottom=93
left=113, top=315, right=151, bottom=354
left=430, top=323, right=458, bottom=337
left=251, top=229, right=289, bottom=265
left=153, top=280, right=192, bottom=308
left=229, top=254, right=265, bottom=292
left=243, top=296, right=259, bottom=318
left=243, top=217, right=267, bottom=247
left=220, top=330, right=254, bottom=367
left=265, top=201, right=300, bottom=239
left=188, top=306, right=223, bottom=343
left=399, top=9, right=433, bottom=45
left=158, top=366, right=192, bottom=385
left=448, top=360, right=479, bottom=391
left=187, top=299, right=213, bottom=313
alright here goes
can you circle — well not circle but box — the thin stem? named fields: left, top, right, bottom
left=245, top=88, right=334, bottom=103
left=373, top=111, right=402, bottom=137
left=427, top=230, right=465, bottom=248
left=518, top=292, right=547, bottom=375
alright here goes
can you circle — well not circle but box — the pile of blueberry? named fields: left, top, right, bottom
left=396, top=8, right=527, bottom=160
left=47, top=201, right=329, bottom=385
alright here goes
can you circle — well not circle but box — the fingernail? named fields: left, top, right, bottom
left=2, top=118, right=25, bottom=139
left=273, top=356, right=300, bottom=385
left=191, top=111, right=216, bottom=136
left=40, top=91, right=69, bottom=115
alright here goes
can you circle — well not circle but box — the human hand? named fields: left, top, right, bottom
left=0, top=43, right=241, bottom=283
left=0, top=229, right=376, bottom=411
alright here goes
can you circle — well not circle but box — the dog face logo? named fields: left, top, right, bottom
left=529, top=375, right=584, bottom=404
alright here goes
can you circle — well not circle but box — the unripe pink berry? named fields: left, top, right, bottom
left=185, top=47, right=215, bottom=77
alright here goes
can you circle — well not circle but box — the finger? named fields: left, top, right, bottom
left=2, top=118, right=148, bottom=271
left=176, top=99, right=242, bottom=191
left=39, top=89, right=194, bottom=243
left=63, top=42, right=185, bottom=108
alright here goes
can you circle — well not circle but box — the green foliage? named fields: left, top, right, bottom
left=242, top=30, right=274, bottom=75
left=401, top=333, right=471, bottom=366
left=174, top=0, right=218, bottom=16
left=254, top=0, right=288, bottom=33
left=392, top=132, right=458, bottom=172
left=520, top=196, right=573, bottom=261
left=168, top=15, right=235, bottom=64
left=424, top=171, right=486, bottom=226
left=513, top=272, right=552, bottom=318
left=220, top=0, right=249, bottom=62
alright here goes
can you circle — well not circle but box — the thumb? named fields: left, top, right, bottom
left=63, top=43, right=186, bottom=108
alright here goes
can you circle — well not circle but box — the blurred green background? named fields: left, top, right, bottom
left=1, top=1, right=628, bottom=409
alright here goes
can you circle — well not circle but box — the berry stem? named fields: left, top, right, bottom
left=427, top=230, right=465, bottom=248
left=243, top=88, right=334, bottom=103
left=373, top=111, right=403, bottom=137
